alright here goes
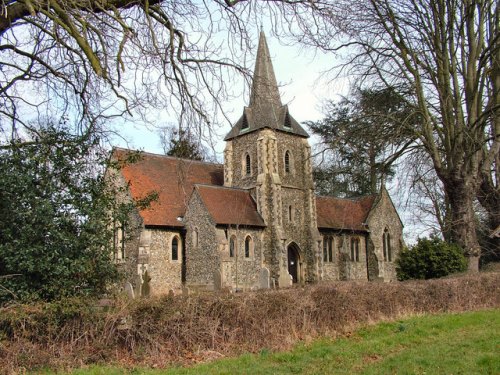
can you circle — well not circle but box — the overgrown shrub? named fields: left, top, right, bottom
left=0, top=125, right=150, bottom=304
left=396, top=236, right=468, bottom=280
left=0, top=272, right=498, bottom=373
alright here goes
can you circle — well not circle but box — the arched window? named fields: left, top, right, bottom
left=229, top=236, right=236, bottom=258
left=328, top=237, right=333, bottom=262
left=244, top=236, right=252, bottom=258
left=114, top=220, right=126, bottom=260
left=383, top=229, right=392, bottom=261
left=285, top=151, right=291, bottom=173
left=323, top=236, right=334, bottom=263
left=288, top=205, right=293, bottom=222
left=350, top=237, right=360, bottom=262
left=245, top=153, right=251, bottom=176
left=171, top=236, right=179, bottom=261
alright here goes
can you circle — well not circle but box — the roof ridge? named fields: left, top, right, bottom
left=195, top=183, right=251, bottom=192
left=113, top=147, right=223, bottom=167
left=316, top=194, right=377, bottom=202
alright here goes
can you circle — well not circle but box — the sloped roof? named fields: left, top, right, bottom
left=113, top=148, right=223, bottom=227
left=316, top=195, right=376, bottom=231
left=224, top=31, right=309, bottom=140
left=195, top=185, right=265, bottom=227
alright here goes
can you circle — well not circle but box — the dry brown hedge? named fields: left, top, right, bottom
left=0, top=272, right=499, bottom=373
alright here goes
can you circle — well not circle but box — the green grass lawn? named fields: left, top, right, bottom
left=69, top=309, right=499, bottom=375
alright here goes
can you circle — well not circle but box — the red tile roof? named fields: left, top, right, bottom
left=113, top=149, right=223, bottom=227
left=195, top=185, right=265, bottom=227
left=316, top=195, right=376, bottom=231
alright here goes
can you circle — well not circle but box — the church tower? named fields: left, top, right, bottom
left=224, top=32, right=321, bottom=285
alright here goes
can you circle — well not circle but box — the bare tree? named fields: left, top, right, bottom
left=293, top=0, right=499, bottom=271
left=0, top=1, right=333, bottom=145
left=404, top=150, right=453, bottom=242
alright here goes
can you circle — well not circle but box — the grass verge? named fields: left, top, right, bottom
left=67, top=309, right=499, bottom=375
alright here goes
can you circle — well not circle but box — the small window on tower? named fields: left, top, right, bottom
left=246, top=154, right=251, bottom=176
left=284, top=113, right=292, bottom=129
left=241, top=114, right=249, bottom=129
left=285, top=151, right=290, bottom=173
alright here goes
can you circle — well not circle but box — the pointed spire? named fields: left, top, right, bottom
left=249, top=31, right=282, bottom=108
left=224, top=31, right=309, bottom=141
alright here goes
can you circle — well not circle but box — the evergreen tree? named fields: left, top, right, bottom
left=309, top=86, right=416, bottom=197
left=0, top=124, right=130, bottom=303
left=160, top=127, right=205, bottom=161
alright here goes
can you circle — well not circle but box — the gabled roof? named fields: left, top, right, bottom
left=224, top=31, right=309, bottom=140
left=195, top=184, right=265, bottom=227
left=113, top=148, right=223, bottom=227
left=316, top=195, right=377, bottom=231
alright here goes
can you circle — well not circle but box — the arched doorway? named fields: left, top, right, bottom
left=287, top=243, right=301, bottom=283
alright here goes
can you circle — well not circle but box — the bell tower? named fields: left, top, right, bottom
left=223, top=31, right=321, bottom=284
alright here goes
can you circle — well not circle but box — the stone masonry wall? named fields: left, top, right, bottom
left=319, top=232, right=369, bottom=281
left=106, top=167, right=145, bottom=294
left=184, top=190, right=219, bottom=288
left=220, top=227, right=265, bottom=290
left=145, top=229, right=183, bottom=295
left=366, top=189, right=403, bottom=281
left=226, top=131, right=260, bottom=190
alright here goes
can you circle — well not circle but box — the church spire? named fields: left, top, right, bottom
left=249, top=31, right=282, bottom=108
left=224, top=31, right=309, bottom=141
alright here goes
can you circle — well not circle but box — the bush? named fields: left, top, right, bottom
left=0, top=273, right=498, bottom=373
left=0, top=124, right=124, bottom=304
left=396, top=236, right=468, bottom=280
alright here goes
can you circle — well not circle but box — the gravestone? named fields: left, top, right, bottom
left=259, top=267, right=270, bottom=289
left=213, top=269, right=222, bottom=291
left=278, top=258, right=292, bottom=287
left=141, top=270, right=151, bottom=297
left=134, top=274, right=143, bottom=297
left=278, top=271, right=292, bottom=288
left=124, top=282, right=135, bottom=299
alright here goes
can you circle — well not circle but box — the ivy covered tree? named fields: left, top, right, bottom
left=309, top=86, right=416, bottom=197
left=396, top=237, right=468, bottom=281
left=0, top=124, right=130, bottom=304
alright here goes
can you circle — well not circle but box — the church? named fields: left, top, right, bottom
left=110, top=32, right=403, bottom=296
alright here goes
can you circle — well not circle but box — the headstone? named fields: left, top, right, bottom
left=141, top=270, right=151, bottom=297
left=271, top=278, right=276, bottom=289
left=278, top=258, right=292, bottom=288
left=168, top=289, right=175, bottom=297
left=124, top=282, right=135, bottom=299
left=259, top=267, right=270, bottom=289
left=134, top=274, right=143, bottom=297
left=222, top=262, right=231, bottom=288
left=278, top=271, right=292, bottom=288
left=213, top=269, right=222, bottom=291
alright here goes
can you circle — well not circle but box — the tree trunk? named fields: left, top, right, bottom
left=444, top=179, right=481, bottom=272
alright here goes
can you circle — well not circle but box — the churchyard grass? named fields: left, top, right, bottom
left=65, top=309, right=499, bottom=375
